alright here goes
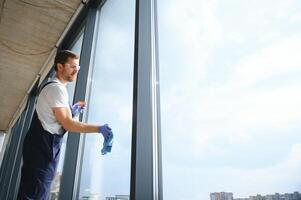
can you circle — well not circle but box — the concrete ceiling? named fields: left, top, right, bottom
left=0, top=0, right=83, bottom=132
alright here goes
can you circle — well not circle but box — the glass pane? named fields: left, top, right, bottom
left=0, top=133, right=7, bottom=166
left=48, top=32, right=84, bottom=200
left=78, top=0, right=135, bottom=199
left=158, top=0, right=301, bottom=199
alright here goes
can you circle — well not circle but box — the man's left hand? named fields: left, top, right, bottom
left=71, top=101, right=86, bottom=117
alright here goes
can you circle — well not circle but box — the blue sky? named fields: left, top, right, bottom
left=158, top=0, right=301, bottom=199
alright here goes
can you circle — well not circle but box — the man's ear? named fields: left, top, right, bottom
left=57, top=63, right=64, bottom=71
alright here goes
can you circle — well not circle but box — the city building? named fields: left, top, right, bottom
left=249, top=195, right=265, bottom=200
left=233, top=192, right=301, bottom=200
left=106, top=195, right=130, bottom=200
left=211, top=192, right=234, bottom=200
left=80, top=194, right=100, bottom=200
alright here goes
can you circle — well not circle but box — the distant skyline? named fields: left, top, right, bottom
left=210, top=191, right=301, bottom=200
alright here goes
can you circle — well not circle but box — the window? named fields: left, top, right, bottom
left=158, top=0, right=301, bottom=199
left=78, top=0, right=135, bottom=199
left=0, top=133, right=7, bottom=166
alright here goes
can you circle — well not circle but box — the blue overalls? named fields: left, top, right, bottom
left=18, top=81, right=68, bottom=200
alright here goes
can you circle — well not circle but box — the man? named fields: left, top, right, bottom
left=17, top=50, right=113, bottom=200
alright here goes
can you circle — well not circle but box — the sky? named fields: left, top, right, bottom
left=158, top=0, right=301, bottom=199
left=53, top=0, right=301, bottom=199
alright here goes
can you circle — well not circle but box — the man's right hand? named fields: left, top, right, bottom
left=98, top=124, right=113, bottom=155
left=98, top=124, right=112, bottom=138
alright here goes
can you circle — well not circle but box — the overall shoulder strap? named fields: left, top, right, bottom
left=37, top=81, right=57, bottom=96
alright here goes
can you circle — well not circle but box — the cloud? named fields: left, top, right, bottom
left=160, top=27, right=301, bottom=161
left=161, top=78, right=301, bottom=163
left=158, top=0, right=223, bottom=84
left=218, top=143, right=301, bottom=196
left=163, top=144, right=301, bottom=199
left=232, top=35, right=301, bottom=87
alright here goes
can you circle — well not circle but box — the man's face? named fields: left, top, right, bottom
left=61, top=57, right=80, bottom=82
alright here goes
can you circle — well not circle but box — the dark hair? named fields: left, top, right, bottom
left=54, top=50, right=79, bottom=71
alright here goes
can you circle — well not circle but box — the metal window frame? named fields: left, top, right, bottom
left=130, top=0, right=162, bottom=199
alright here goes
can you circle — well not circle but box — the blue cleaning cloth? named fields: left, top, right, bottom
left=101, top=131, right=113, bottom=155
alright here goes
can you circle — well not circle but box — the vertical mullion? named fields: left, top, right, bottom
left=58, top=5, right=97, bottom=200
left=131, top=0, right=162, bottom=199
left=152, top=0, right=163, bottom=199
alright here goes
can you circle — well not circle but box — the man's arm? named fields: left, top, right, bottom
left=53, top=107, right=99, bottom=133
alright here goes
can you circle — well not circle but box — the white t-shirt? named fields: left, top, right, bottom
left=36, top=78, right=69, bottom=135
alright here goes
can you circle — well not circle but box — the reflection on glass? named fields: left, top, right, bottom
left=158, top=0, right=301, bottom=199
left=48, top=32, right=84, bottom=200
left=78, top=0, right=134, bottom=199
left=0, top=133, right=7, bottom=165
